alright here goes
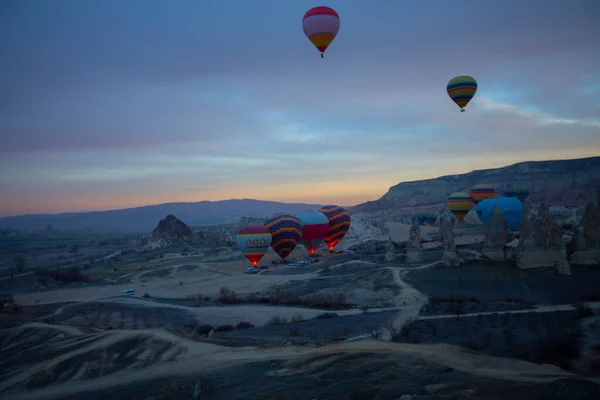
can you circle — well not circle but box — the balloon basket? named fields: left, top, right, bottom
left=460, top=109, right=465, bottom=112
left=320, top=53, right=324, bottom=58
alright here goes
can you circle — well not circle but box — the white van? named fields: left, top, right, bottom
left=121, top=288, right=135, bottom=297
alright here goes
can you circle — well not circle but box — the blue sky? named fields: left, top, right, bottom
left=1, top=0, right=599, bottom=216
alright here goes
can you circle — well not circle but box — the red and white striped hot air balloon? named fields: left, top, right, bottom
left=302, top=6, right=340, bottom=58
left=296, top=211, right=330, bottom=254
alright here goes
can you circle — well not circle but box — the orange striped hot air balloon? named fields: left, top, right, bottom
left=447, top=192, right=473, bottom=221
left=302, top=6, right=340, bottom=58
left=469, top=184, right=496, bottom=205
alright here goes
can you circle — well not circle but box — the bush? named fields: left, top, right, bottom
left=218, top=287, right=239, bottom=304
left=215, top=324, right=235, bottom=332
left=268, top=316, right=288, bottom=325
left=305, top=293, right=346, bottom=310
left=236, top=321, right=254, bottom=329
left=269, top=290, right=300, bottom=305
left=317, top=312, right=338, bottom=319
left=196, top=324, right=214, bottom=335
left=186, top=294, right=206, bottom=302
left=291, top=314, right=304, bottom=323
left=37, top=266, right=90, bottom=284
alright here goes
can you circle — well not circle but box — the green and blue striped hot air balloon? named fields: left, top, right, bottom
left=447, top=75, right=478, bottom=112
left=411, top=211, right=438, bottom=227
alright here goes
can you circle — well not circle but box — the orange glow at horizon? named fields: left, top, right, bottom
left=2, top=148, right=599, bottom=217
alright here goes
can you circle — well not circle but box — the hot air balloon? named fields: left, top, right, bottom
left=504, top=187, right=530, bottom=203
left=447, top=75, right=478, bottom=112
left=475, top=197, right=524, bottom=230
left=264, top=214, right=304, bottom=260
left=236, top=226, right=272, bottom=266
left=302, top=6, right=340, bottom=58
left=441, top=212, right=457, bottom=225
left=411, top=211, right=438, bottom=227
left=447, top=192, right=473, bottom=221
left=296, top=211, right=330, bottom=254
left=319, top=205, right=351, bottom=251
left=469, top=184, right=496, bottom=205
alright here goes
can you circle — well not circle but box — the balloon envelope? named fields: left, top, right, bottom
left=447, top=75, right=478, bottom=111
left=447, top=192, right=473, bottom=221
left=441, top=212, right=457, bottom=224
left=411, top=211, right=438, bottom=227
left=319, top=205, right=351, bottom=250
left=475, top=197, right=525, bottom=230
left=264, top=214, right=304, bottom=260
left=236, top=226, right=272, bottom=266
left=296, top=211, right=330, bottom=254
left=302, top=6, right=340, bottom=56
left=504, top=187, right=530, bottom=203
left=470, top=184, right=496, bottom=205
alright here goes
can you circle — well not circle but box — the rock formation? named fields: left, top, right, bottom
left=385, top=237, right=404, bottom=262
left=406, top=221, right=423, bottom=263
left=351, top=157, right=600, bottom=214
left=568, top=201, right=600, bottom=265
left=152, top=214, right=193, bottom=240
left=440, top=216, right=460, bottom=267
left=482, top=205, right=509, bottom=260
left=517, top=203, right=571, bottom=274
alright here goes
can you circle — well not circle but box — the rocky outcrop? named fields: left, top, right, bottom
left=482, top=205, right=509, bottom=260
left=348, top=239, right=390, bottom=255
left=351, top=157, right=600, bottom=213
left=385, top=237, right=404, bottom=262
left=406, top=221, right=423, bottom=263
left=568, top=201, right=600, bottom=265
left=440, top=216, right=460, bottom=267
left=517, top=203, right=571, bottom=274
left=152, top=214, right=193, bottom=240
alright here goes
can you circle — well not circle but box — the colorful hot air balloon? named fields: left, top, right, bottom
left=504, top=187, right=530, bottom=203
left=319, top=205, right=351, bottom=251
left=447, top=192, right=473, bottom=221
left=475, top=197, right=525, bottom=230
left=469, top=184, right=496, bottom=205
left=302, top=6, right=340, bottom=58
left=235, top=226, right=272, bottom=266
left=296, top=211, right=330, bottom=254
left=411, top=211, right=438, bottom=227
left=264, top=214, right=304, bottom=260
left=447, top=75, right=478, bottom=112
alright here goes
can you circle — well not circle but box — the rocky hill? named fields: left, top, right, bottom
left=352, top=157, right=600, bottom=214
left=151, top=215, right=193, bottom=240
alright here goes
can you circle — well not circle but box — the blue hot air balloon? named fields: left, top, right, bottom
left=475, top=197, right=525, bottom=230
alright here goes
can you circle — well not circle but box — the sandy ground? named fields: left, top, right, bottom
left=13, top=264, right=320, bottom=305
left=69, top=297, right=362, bottom=327
left=2, top=328, right=594, bottom=400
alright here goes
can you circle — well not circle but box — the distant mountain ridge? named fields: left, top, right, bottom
left=351, top=156, right=600, bottom=214
left=0, top=199, right=324, bottom=234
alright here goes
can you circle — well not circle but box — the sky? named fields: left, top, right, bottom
left=1, top=0, right=599, bottom=216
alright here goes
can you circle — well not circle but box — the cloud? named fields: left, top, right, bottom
left=1, top=0, right=600, bottom=215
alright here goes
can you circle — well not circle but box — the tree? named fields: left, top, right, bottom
left=15, top=255, right=26, bottom=273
